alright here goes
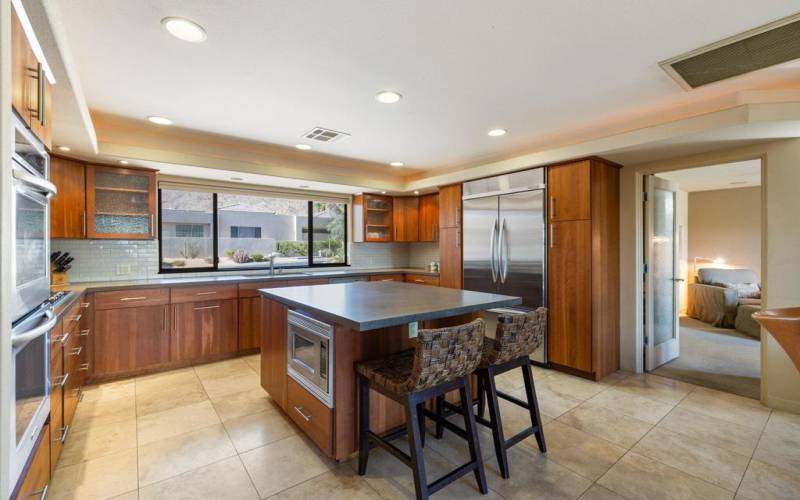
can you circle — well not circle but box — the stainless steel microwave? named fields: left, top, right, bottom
left=287, top=309, right=334, bottom=408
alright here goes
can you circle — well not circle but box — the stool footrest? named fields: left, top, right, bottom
left=505, top=426, right=537, bottom=448
left=428, top=461, right=480, bottom=495
left=368, top=431, right=412, bottom=467
left=495, top=390, right=530, bottom=410
left=422, top=408, right=469, bottom=440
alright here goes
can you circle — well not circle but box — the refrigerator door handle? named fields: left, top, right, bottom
left=499, top=218, right=509, bottom=283
left=490, top=217, right=499, bottom=283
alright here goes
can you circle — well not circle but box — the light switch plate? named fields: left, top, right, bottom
left=116, top=263, right=131, bottom=275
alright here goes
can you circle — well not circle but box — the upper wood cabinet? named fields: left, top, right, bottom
left=393, top=197, right=419, bottom=242
left=548, top=160, right=591, bottom=222
left=438, top=227, right=462, bottom=289
left=418, top=194, right=439, bottom=242
left=352, top=194, right=394, bottom=242
left=50, top=156, right=87, bottom=239
left=438, top=184, right=462, bottom=228
left=546, top=158, right=620, bottom=380
left=11, top=5, right=52, bottom=150
left=86, top=165, right=157, bottom=239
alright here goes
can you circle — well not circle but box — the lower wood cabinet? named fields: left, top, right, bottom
left=238, top=297, right=262, bottom=351
left=369, top=274, right=404, bottom=282
left=404, top=273, right=440, bottom=286
left=171, top=299, right=238, bottom=361
left=13, top=424, right=50, bottom=500
left=286, top=377, right=332, bottom=455
left=93, top=304, right=170, bottom=376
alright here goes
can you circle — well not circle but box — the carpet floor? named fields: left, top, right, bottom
left=653, top=316, right=760, bottom=400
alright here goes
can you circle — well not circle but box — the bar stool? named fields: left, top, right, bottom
left=356, top=319, right=488, bottom=500
left=435, top=308, right=547, bottom=479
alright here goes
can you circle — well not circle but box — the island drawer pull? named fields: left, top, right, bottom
left=293, top=406, right=312, bottom=422
left=120, top=296, right=147, bottom=302
left=193, top=305, right=221, bottom=311
left=195, top=291, right=217, bottom=295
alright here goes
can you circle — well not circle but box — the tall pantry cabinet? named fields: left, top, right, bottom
left=547, top=158, right=620, bottom=381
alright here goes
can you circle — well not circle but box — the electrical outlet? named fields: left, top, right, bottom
left=116, top=263, right=131, bottom=275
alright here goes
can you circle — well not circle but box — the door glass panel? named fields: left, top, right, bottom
left=291, top=329, right=317, bottom=373
left=15, top=191, right=46, bottom=286
left=652, top=188, right=676, bottom=345
left=93, top=170, right=151, bottom=235
left=15, top=334, right=47, bottom=444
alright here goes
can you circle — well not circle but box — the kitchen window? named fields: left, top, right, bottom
left=158, top=187, right=347, bottom=272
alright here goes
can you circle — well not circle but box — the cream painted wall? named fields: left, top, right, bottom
left=620, top=140, right=800, bottom=413
left=688, top=187, right=761, bottom=280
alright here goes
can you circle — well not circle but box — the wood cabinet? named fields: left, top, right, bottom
left=353, top=194, right=394, bottom=242
left=238, top=281, right=288, bottom=351
left=438, top=227, right=462, bottom=289
left=49, top=320, right=65, bottom=473
left=392, top=197, right=419, bottom=242
left=86, top=165, right=157, bottom=239
left=438, top=184, right=462, bottom=228
left=13, top=424, right=50, bottom=500
left=261, top=298, right=289, bottom=410
left=170, top=284, right=237, bottom=304
left=95, top=287, right=169, bottom=310
left=50, top=157, right=87, bottom=239
left=369, top=274, right=404, bottom=282
left=548, top=160, right=591, bottom=222
left=547, top=158, right=620, bottom=380
left=171, top=299, right=238, bottom=361
left=404, top=274, right=440, bottom=286
left=286, top=377, right=332, bottom=455
left=418, top=194, right=439, bottom=241
left=11, top=5, right=52, bottom=150
left=93, top=304, right=170, bottom=376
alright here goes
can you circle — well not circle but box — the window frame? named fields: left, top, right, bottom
left=158, top=189, right=348, bottom=273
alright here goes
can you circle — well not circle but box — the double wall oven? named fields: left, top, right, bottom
left=8, top=113, right=57, bottom=489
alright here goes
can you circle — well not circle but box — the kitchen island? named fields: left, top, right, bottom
left=258, top=281, right=521, bottom=460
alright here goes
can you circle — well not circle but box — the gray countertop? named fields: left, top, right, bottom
left=259, top=281, right=521, bottom=331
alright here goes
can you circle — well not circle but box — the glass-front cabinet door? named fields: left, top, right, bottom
left=86, top=165, right=156, bottom=239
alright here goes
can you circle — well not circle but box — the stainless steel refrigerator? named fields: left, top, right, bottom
left=462, top=168, right=547, bottom=363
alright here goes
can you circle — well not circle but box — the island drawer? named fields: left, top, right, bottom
left=287, top=377, right=332, bottom=455
left=369, top=274, right=404, bottom=282
left=62, top=300, right=83, bottom=334
left=238, top=280, right=289, bottom=298
left=95, top=288, right=169, bottom=310
left=170, top=284, right=238, bottom=304
left=404, top=274, right=440, bottom=286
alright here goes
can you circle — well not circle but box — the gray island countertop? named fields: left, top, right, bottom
left=259, top=281, right=521, bottom=331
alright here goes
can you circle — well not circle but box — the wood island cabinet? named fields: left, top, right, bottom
left=171, top=299, right=238, bottom=361
left=392, top=197, right=419, bottom=242
left=418, top=193, right=439, bottom=241
left=546, top=158, right=620, bottom=380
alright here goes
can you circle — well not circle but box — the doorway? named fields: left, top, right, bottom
left=642, top=159, right=762, bottom=399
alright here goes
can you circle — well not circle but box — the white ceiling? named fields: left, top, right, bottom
left=657, top=159, right=762, bottom=192
left=53, top=0, right=800, bottom=171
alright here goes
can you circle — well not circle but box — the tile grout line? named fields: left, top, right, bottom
left=732, top=407, right=773, bottom=498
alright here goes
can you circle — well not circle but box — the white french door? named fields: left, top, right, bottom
left=644, top=175, right=681, bottom=370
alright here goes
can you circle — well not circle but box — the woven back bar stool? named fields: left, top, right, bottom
left=356, top=319, right=488, bottom=500
left=435, top=308, right=548, bottom=479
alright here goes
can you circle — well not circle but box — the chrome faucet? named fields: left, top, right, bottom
left=267, top=252, right=279, bottom=276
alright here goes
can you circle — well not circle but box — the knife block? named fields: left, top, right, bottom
left=51, top=271, right=68, bottom=287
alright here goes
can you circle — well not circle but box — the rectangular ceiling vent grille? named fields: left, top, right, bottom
left=660, top=12, right=800, bottom=89
left=304, top=127, right=350, bottom=143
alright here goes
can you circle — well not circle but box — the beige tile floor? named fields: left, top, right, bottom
left=48, top=355, right=800, bottom=500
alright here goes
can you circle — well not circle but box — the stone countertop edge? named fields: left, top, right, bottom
left=259, top=282, right=522, bottom=331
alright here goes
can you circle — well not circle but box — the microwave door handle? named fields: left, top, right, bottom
left=12, top=166, right=57, bottom=199
left=12, top=309, right=57, bottom=348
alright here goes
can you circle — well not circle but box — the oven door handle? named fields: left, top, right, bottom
left=12, top=165, right=57, bottom=199
left=12, top=309, right=57, bottom=348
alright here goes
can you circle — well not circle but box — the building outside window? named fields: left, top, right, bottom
left=230, top=226, right=262, bottom=239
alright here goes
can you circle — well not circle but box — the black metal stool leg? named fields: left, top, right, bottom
left=405, top=393, right=430, bottom=500
left=460, top=377, right=488, bottom=494
left=476, top=370, right=486, bottom=419
left=358, top=375, right=370, bottom=475
left=522, top=359, right=547, bottom=453
left=485, top=366, right=510, bottom=479
left=434, top=394, right=445, bottom=439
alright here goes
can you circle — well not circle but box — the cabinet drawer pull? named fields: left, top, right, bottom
left=59, top=331, right=71, bottom=345
left=80, top=302, right=90, bottom=309
left=79, top=329, right=90, bottom=337
left=195, top=291, right=217, bottom=296
left=119, top=296, right=147, bottom=302
left=31, top=483, right=48, bottom=500
left=293, top=406, right=312, bottom=422
left=52, top=373, right=69, bottom=389
left=193, top=305, right=221, bottom=311
left=150, top=214, right=155, bottom=238
left=549, top=225, right=554, bottom=249
left=70, top=314, right=82, bottom=323
left=78, top=363, right=90, bottom=371
left=82, top=210, right=87, bottom=237
left=69, top=346, right=83, bottom=356
left=53, top=425, right=70, bottom=445
left=414, top=279, right=425, bottom=283
left=549, top=196, right=555, bottom=220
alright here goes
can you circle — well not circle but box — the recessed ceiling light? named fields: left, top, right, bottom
left=295, top=144, right=312, bottom=151
left=375, top=90, right=402, bottom=104
left=488, top=128, right=507, bottom=137
left=381, top=191, right=387, bottom=194
left=355, top=192, right=363, bottom=195
left=390, top=161, right=405, bottom=167
left=161, top=17, right=207, bottom=43
left=414, top=191, right=420, bottom=195
left=57, top=145, right=70, bottom=152
left=118, top=160, right=129, bottom=165
left=147, top=116, right=173, bottom=125
left=299, top=185, right=310, bottom=189
left=230, top=177, right=244, bottom=181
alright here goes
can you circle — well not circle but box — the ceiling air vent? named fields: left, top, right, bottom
left=303, top=127, right=350, bottom=143
left=660, top=12, right=800, bottom=89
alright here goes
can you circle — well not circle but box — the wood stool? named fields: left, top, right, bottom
left=356, top=319, right=489, bottom=500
